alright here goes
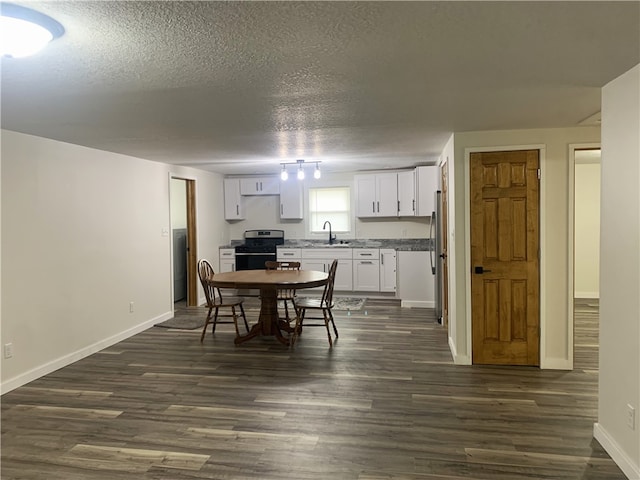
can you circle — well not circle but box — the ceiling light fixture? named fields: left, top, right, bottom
left=279, top=159, right=321, bottom=181
left=1, top=3, right=64, bottom=58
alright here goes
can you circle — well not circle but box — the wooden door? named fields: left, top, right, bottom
left=440, top=160, right=449, bottom=329
left=185, top=179, right=198, bottom=307
left=470, top=150, right=540, bottom=365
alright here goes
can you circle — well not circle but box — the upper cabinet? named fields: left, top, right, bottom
left=223, top=178, right=244, bottom=220
left=240, top=177, right=280, bottom=195
left=415, top=166, right=439, bottom=216
left=279, top=180, right=304, bottom=220
left=355, top=173, right=398, bottom=217
left=397, top=170, right=416, bottom=217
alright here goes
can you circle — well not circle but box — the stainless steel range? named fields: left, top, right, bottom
left=234, top=229, right=284, bottom=270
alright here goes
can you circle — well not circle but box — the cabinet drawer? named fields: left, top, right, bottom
left=219, top=248, right=235, bottom=257
left=353, top=248, right=379, bottom=260
left=277, top=248, right=301, bottom=260
left=301, top=248, right=352, bottom=260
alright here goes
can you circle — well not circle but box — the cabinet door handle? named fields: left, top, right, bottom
left=236, top=205, right=239, bottom=215
left=377, top=201, right=380, bottom=212
left=360, top=253, right=372, bottom=256
left=361, top=261, right=373, bottom=265
left=381, top=253, right=384, bottom=265
left=372, top=201, right=375, bottom=213
left=280, top=204, right=283, bottom=215
left=283, top=253, right=294, bottom=256
left=413, top=199, right=415, bottom=211
left=260, top=181, right=263, bottom=191
left=397, top=200, right=400, bottom=212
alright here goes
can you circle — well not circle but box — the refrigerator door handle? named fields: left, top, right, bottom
left=429, top=211, right=436, bottom=274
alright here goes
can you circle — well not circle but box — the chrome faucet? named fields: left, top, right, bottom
left=323, top=220, right=336, bottom=245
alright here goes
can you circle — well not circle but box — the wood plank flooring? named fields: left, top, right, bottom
left=1, top=297, right=625, bottom=479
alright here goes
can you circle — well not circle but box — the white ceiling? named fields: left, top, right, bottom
left=1, top=1, right=638, bottom=175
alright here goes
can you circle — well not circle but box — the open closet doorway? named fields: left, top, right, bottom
left=571, top=146, right=601, bottom=370
left=170, top=177, right=198, bottom=307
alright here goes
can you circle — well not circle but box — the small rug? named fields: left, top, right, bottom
left=156, top=298, right=367, bottom=329
left=297, top=297, right=366, bottom=311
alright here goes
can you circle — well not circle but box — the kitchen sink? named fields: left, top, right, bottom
left=324, top=243, right=351, bottom=247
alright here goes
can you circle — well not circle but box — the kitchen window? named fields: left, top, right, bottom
left=309, top=186, right=351, bottom=233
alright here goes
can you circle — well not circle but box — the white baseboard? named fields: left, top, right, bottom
left=400, top=300, right=434, bottom=308
left=0, top=311, right=173, bottom=395
left=575, top=292, right=600, bottom=299
left=449, top=336, right=472, bottom=365
left=540, top=357, right=573, bottom=370
left=594, top=422, right=640, bottom=480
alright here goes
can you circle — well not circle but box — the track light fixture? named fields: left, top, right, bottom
left=279, top=159, right=321, bottom=181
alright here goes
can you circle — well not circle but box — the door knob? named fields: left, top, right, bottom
left=474, top=266, right=492, bottom=274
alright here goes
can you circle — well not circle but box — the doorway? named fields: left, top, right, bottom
left=170, top=177, right=198, bottom=307
left=469, top=149, right=540, bottom=366
left=571, top=146, right=601, bottom=369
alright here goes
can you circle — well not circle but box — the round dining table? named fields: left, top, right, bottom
left=206, top=269, right=329, bottom=345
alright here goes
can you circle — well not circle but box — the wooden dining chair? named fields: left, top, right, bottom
left=292, top=259, right=339, bottom=347
left=265, top=260, right=300, bottom=325
left=197, top=259, right=249, bottom=342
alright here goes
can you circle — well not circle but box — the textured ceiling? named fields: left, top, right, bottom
left=1, top=1, right=639, bottom=175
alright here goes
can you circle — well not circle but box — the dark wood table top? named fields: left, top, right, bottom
left=207, top=269, right=328, bottom=290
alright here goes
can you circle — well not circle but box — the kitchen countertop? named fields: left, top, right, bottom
left=219, top=239, right=432, bottom=251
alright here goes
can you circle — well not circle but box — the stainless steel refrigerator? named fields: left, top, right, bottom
left=430, top=190, right=443, bottom=324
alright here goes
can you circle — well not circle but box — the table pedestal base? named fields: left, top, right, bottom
left=234, top=287, right=292, bottom=346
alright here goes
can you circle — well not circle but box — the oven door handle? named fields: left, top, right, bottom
left=234, top=252, right=275, bottom=256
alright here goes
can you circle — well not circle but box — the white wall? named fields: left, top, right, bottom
left=595, top=64, right=640, bottom=480
left=450, top=126, right=600, bottom=368
left=226, top=172, right=430, bottom=242
left=170, top=178, right=187, bottom=229
left=0, top=130, right=225, bottom=393
left=574, top=160, right=601, bottom=298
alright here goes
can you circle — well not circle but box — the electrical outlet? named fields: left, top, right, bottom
left=129, top=302, right=134, bottom=313
left=4, top=343, right=13, bottom=359
left=627, top=404, right=636, bottom=430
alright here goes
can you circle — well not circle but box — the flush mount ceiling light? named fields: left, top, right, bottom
left=280, top=159, right=321, bottom=181
left=1, top=3, right=64, bottom=58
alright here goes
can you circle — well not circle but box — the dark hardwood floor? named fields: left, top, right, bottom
left=1, top=297, right=624, bottom=479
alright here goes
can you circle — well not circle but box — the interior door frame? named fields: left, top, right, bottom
left=169, top=174, right=198, bottom=308
left=567, top=143, right=601, bottom=370
left=464, top=144, right=546, bottom=366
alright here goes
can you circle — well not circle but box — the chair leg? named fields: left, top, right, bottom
left=200, top=307, right=213, bottom=342
left=291, top=307, right=303, bottom=348
left=322, top=309, right=333, bottom=347
left=239, top=304, right=249, bottom=332
left=328, top=309, right=339, bottom=338
left=231, top=306, right=240, bottom=337
left=283, top=299, right=290, bottom=323
left=212, top=307, right=219, bottom=334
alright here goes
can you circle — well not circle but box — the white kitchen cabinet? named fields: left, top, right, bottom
left=415, top=166, right=439, bottom=217
left=355, top=173, right=398, bottom=217
left=219, top=248, right=236, bottom=273
left=397, top=251, right=433, bottom=307
left=277, top=248, right=302, bottom=260
left=397, top=170, right=416, bottom=217
left=279, top=180, right=304, bottom=220
left=301, top=248, right=353, bottom=291
left=379, top=249, right=397, bottom=293
left=240, top=176, right=280, bottom=195
left=223, top=179, right=244, bottom=220
left=353, top=248, right=380, bottom=291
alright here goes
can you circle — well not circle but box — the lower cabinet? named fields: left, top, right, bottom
left=300, top=258, right=353, bottom=291
left=353, top=248, right=380, bottom=291
left=219, top=248, right=236, bottom=273
left=379, top=249, right=397, bottom=293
